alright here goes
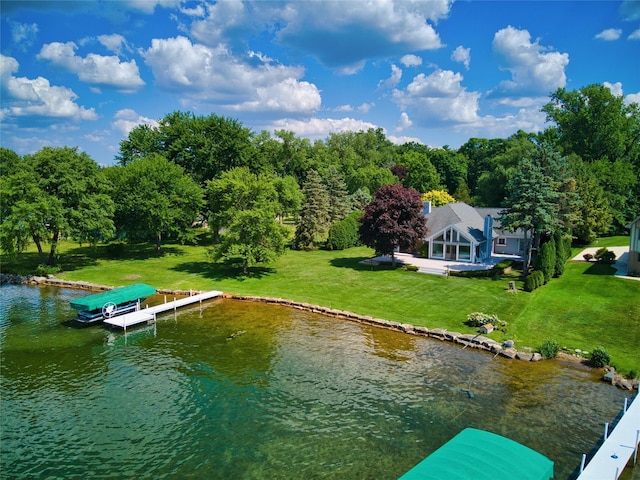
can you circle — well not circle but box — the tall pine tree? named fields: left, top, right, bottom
left=294, top=170, right=331, bottom=249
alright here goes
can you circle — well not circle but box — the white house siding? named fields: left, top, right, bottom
left=493, top=236, right=524, bottom=256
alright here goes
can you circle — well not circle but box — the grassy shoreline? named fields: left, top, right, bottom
left=2, top=237, right=639, bottom=374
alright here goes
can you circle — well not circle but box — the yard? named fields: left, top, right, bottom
left=2, top=236, right=639, bottom=375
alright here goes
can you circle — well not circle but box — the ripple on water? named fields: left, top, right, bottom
left=1, top=285, right=631, bottom=480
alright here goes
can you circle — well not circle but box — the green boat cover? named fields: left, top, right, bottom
left=398, top=428, right=554, bottom=480
left=70, top=283, right=156, bottom=311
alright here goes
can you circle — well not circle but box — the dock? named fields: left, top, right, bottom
left=104, top=290, right=223, bottom=329
left=576, top=394, right=640, bottom=479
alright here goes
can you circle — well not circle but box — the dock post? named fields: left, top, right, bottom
left=634, top=429, right=639, bottom=464
left=164, top=294, right=167, bottom=304
left=174, top=297, right=177, bottom=321
left=579, top=454, right=586, bottom=473
left=604, top=422, right=609, bottom=439
left=624, top=397, right=628, bottom=412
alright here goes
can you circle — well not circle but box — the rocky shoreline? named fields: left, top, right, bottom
left=3, top=273, right=637, bottom=391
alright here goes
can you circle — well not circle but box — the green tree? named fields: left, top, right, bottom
left=426, top=147, right=469, bottom=196
left=500, top=144, right=562, bottom=274
left=108, top=154, right=203, bottom=253
left=569, top=156, right=612, bottom=244
left=117, top=111, right=256, bottom=184
left=1, top=147, right=115, bottom=266
left=324, top=166, right=352, bottom=223
left=542, top=85, right=640, bottom=231
left=294, top=170, right=331, bottom=249
left=273, top=175, right=303, bottom=222
left=396, top=150, right=441, bottom=193
left=359, top=184, right=427, bottom=267
left=534, top=237, right=556, bottom=284
left=213, top=207, right=288, bottom=274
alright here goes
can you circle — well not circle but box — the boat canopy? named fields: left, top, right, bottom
left=398, top=428, right=554, bottom=480
left=70, top=284, right=156, bottom=311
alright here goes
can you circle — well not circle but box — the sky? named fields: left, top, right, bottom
left=1, top=1, right=639, bottom=166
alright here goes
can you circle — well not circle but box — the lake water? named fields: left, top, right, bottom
left=0, top=284, right=633, bottom=479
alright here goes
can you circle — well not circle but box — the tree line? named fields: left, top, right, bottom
left=1, top=84, right=638, bottom=272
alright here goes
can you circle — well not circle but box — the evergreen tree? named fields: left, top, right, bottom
left=534, top=238, right=556, bottom=283
left=324, top=166, right=351, bottom=223
left=294, top=170, right=331, bottom=249
left=500, top=144, right=562, bottom=275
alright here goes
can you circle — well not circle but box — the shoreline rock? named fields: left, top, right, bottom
left=4, top=273, right=637, bottom=390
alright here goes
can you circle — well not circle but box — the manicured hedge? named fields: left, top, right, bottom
left=524, top=270, right=544, bottom=292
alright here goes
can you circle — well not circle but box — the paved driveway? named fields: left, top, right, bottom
left=573, top=246, right=638, bottom=280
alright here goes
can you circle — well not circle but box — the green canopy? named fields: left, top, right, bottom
left=398, top=428, right=553, bottom=480
left=70, top=284, right=156, bottom=311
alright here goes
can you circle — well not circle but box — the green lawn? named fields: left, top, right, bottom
left=2, top=236, right=638, bottom=375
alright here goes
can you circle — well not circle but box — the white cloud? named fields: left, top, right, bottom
left=628, top=29, right=640, bottom=40
left=378, top=64, right=403, bottom=90
left=491, top=26, right=569, bottom=96
left=392, top=68, right=481, bottom=124
left=180, top=3, right=205, bottom=17
left=400, top=54, right=422, bottom=67
left=191, top=1, right=257, bottom=47
left=274, top=1, right=446, bottom=69
left=143, top=36, right=321, bottom=114
left=604, top=81, right=624, bottom=97
left=98, top=34, right=131, bottom=55
left=595, top=28, right=622, bottom=40
left=451, top=45, right=470, bottom=70
left=334, top=105, right=354, bottom=112
left=112, top=108, right=159, bottom=136
left=626, top=92, right=640, bottom=105
left=396, top=112, right=412, bottom=131
left=388, top=134, right=424, bottom=146
left=37, top=42, right=144, bottom=92
left=358, top=102, right=374, bottom=113
left=267, top=117, right=380, bottom=140
left=11, top=22, right=39, bottom=50
left=1, top=54, right=97, bottom=121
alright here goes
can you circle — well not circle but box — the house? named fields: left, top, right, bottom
left=422, top=202, right=525, bottom=263
left=627, top=215, right=640, bottom=275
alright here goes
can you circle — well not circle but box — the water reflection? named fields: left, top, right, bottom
left=0, top=285, right=632, bottom=479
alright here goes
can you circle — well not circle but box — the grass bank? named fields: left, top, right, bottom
left=2, top=238, right=638, bottom=374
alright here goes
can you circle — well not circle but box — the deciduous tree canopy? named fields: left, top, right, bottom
left=359, top=184, right=426, bottom=266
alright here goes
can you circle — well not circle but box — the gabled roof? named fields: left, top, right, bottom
left=475, top=207, right=525, bottom=237
left=425, top=202, right=490, bottom=243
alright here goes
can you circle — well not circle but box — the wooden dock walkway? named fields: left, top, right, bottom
left=104, top=290, right=223, bottom=329
left=576, top=394, right=639, bottom=479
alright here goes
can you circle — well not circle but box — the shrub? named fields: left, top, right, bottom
left=35, top=264, right=61, bottom=276
left=524, top=270, right=544, bottom=292
left=592, top=247, right=616, bottom=264
left=466, top=312, right=499, bottom=327
left=326, top=212, right=361, bottom=250
left=583, top=253, right=594, bottom=261
left=534, top=239, right=556, bottom=284
left=539, top=340, right=560, bottom=359
left=590, top=346, right=611, bottom=368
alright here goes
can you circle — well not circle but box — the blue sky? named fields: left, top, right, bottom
left=2, top=0, right=639, bottom=166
